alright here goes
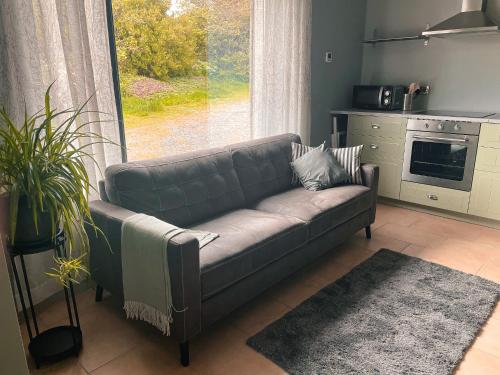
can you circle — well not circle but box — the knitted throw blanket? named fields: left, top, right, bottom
left=121, top=214, right=218, bottom=334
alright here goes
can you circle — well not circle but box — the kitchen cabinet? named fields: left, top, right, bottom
left=400, top=181, right=471, bottom=214
left=469, top=170, right=500, bottom=220
left=348, top=134, right=404, bottom=163
left=341, top=112, right=500, bottom=222
left=348, top=115, right=406, bottom=139
left=469, top=123, right=500, bottom=220
left=347, top=115, right=406, bottom=199
left=474, top=146, right=500, bottom=174
left=373, top=161, right=405, bottom=199
left=478, top=123, right=500, bottom=149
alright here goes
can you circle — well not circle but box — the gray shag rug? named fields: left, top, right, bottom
left=247, top=249, right=500, bottom=375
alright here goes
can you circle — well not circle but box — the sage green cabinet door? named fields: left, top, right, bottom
left=469, top=170, right=500, bottom=220
left=348, top=133, right=405, bottom=163
left=400, top=181, right=471, bottom=214
left=348, top=115, right=406, bottom=139
left=373, top=160, right=403, bottom=200
left=347, top=114, right=406, bottom=200
left=347, top=115, right=371, bottom=133
left=478, top=123, right=500, bottom=149
left=474, top=147, right=500, bottom=174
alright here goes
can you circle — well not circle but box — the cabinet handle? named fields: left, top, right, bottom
left=371, top=124, right=380, bottom=129
left=427, top=194, right=438, bottom=201
left=370, top=144, right=379, bottom=150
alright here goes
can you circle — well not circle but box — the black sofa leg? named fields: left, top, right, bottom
left=95, top=285, right=104, bottom=302
left=365, top=226, right=372, bottom=239
left=180, top=341, right=189, bottom=367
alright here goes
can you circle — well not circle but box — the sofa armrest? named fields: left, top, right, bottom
left=166, top=231, right=202, bottom=342
left=87, top=200, right=202, bottom=342
left=88, top=200, right=135, bottom=298
left=360, top=164, right=379, bottom=223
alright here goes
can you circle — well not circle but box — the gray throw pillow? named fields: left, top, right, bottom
left=290, top=148, right=351, bottom=191
left=291, top=141, right=325, bottom=185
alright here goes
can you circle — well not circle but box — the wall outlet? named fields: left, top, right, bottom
left=325, top=51, right=334, bottom=63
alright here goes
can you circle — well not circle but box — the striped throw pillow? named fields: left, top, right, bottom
left=329, top=145, right=364, bottom=185
left=291, top=142, right=325, bottom=185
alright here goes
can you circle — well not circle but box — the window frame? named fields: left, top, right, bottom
left=105, top=0, right=128, bottom=162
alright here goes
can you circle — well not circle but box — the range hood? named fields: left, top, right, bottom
left=422, top=0, right=500, bottom=37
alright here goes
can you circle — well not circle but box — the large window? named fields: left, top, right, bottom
left=112, top=0, right=251, bottom=161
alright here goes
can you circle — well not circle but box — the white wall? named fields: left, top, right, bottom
left=0, top=197, right=29, bottom=375
left=362, top=0, right=500, bottom=112
left=310, top=0, right=367, bottom=145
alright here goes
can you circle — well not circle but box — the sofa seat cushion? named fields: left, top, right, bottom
left=253, top=185, right=372, bottom=239
left=191, top=209, right=308, bottom=299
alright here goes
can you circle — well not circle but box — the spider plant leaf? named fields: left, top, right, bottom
left=8, top=184, right=19, bottom=243
left=44, top=82, right=56, bottom=138
left=0, top=85, right=113, bottom=286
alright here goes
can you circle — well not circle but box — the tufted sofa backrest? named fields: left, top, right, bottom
left=104, top=147, right=246, bottom=227
left=227, top=133, right=301, bottom=204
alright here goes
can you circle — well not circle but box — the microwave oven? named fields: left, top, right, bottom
left=352, top=85, right=405, bottom=111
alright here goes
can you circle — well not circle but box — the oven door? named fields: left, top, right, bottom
left=402, top=131, right=478, bottom=191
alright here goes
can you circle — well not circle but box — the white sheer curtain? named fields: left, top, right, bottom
left=250, top=0, right=312, bottom=144
left=0, top=0, right=122, bottom=304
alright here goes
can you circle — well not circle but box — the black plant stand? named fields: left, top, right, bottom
left=8, top=231, right=82, bottom=369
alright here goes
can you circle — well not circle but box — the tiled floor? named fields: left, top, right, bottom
left=23, top=203, right=500, bottom=374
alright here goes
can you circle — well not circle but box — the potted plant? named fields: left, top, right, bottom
left=0, top=84, right=110, bottom=285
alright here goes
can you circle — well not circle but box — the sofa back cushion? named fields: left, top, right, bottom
left=227, top=133, right=301, bottom=204
left=104, top=148, right=245, bottom=227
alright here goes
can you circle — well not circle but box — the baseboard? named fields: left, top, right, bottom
left=379, top=197, right=500, bottom=230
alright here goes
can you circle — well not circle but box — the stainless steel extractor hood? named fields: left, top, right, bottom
left=422, top=0, right=500, bottom=37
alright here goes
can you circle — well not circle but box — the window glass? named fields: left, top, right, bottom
left=113, top=0, right=251, bottom=161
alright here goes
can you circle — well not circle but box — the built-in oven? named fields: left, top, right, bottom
left=402, top=119, right=480, bottom=191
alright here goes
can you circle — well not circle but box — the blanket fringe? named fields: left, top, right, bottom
left=124, top=301, right=172, bottom=335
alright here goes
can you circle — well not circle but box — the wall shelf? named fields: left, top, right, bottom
left=363, top=26, right=430, bottom=46
left=363, top=35, right=429, bottom=45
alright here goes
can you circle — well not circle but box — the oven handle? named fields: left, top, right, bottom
left=412, top=135, right=470, bottom=143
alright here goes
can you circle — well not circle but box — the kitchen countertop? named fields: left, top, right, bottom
left=487, top=113, right=500, bottom=122
left=330, top=109, right=500, bottom=124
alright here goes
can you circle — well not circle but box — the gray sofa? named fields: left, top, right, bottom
left=87, top=133, right=379, bottom=366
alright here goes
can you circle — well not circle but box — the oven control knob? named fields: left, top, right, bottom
left=454, top=124, right=462, bottom=131
left=384, top=90, right=391, bottom=97
left=438, top=123, right=445, bottom=130
left=384, top=98, right=390, bottom=105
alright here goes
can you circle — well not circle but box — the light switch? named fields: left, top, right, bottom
left=325, top=51, right=333, bottom=63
